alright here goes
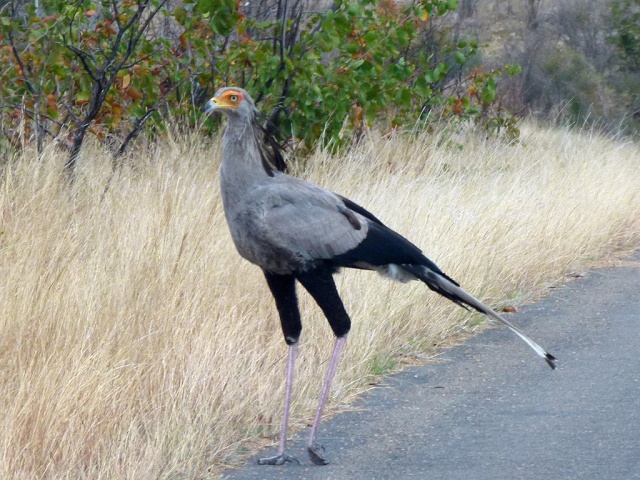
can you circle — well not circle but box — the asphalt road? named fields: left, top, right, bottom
left=221, top=251, right=640, bottom=480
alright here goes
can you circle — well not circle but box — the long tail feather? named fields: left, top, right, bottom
left=403, top=265, right=557, bottom=369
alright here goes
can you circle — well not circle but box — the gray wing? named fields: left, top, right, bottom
left=244, top=176, right=369, bottom=271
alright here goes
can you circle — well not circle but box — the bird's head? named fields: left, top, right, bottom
left=203, top=86, right=288, bottom=174
left=203, top=87, right=256, bottom=120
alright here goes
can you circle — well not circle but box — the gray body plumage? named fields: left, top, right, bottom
left=217, top=93, right=368, bottom=274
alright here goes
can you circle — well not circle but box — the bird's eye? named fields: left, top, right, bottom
left=229, top=94, right=238, bottom=102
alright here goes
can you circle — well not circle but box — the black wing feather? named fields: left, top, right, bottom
left=337, top=195, right=385, bottom=226
left=331, top=221, right=459, bottom=287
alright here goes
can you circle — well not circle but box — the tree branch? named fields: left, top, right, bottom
left=7, top=3, right=36, bottom=95
left=114, top=107, right=157, bottom=158
left=65, top=44, right=100, bottom=83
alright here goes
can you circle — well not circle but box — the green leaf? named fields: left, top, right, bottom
left=356, top=60, right=374, bottom=74
left=346, top=42, right=360, bottom=54
left=397, top=29, right=409, bottom=47
left=363, top=30, right=379, bottom=45
left=505, top=64, right=523, bottom=76
left=174, top=6, right=186, bottom=24
left=481, top=77, right=496, bottom=104
left=321, top=18, right=336, bottom=35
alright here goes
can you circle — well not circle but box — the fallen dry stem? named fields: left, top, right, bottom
left=1, top=124, right=639, bottom=478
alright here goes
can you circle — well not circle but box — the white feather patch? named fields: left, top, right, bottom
left=378, top=264, right=416, bottom=283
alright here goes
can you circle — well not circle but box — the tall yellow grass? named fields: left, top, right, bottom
left=1, top=123, right=639, bottom=478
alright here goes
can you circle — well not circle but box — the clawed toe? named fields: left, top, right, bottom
left=308, top=443, right=329, bottom=465
left=257, top=453, right=300, bottom=466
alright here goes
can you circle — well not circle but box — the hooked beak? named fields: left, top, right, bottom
left=202, top=98, right=218, bottom=114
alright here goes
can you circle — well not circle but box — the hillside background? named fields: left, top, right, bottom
left=452, top=0, right=639, bottom=132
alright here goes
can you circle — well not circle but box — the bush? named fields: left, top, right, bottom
left=541, top=47, right=603, bottom=126
left=609, top=0, right=640, bottom=131
left=0, top=0, right=520, bottom=173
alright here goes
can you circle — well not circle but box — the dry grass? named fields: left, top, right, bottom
left=1, top=123, right=639, bottom=478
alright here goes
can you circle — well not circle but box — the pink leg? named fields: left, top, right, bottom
left=307, top=335, right=347, bottom=465
left=258, top=343, right=299, bottom=465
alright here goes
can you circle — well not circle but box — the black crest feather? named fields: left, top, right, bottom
left=253, top=113, right=287, bottom=176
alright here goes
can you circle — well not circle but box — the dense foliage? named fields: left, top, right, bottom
left=609, top=0, right=640, bottom=128
left=0, top=0, right=519, bottom=171
left=610, top=0, right=640, bottom=71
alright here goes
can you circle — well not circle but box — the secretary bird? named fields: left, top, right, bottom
left=204, top=87, right=556, bottom=466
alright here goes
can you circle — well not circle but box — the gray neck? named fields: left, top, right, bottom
left=219, top=115, right=270, bottom=210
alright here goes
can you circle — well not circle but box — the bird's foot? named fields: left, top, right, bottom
left=308, top=443, right=329, bottom=465
left=257, top=453, right=299, bottom=466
